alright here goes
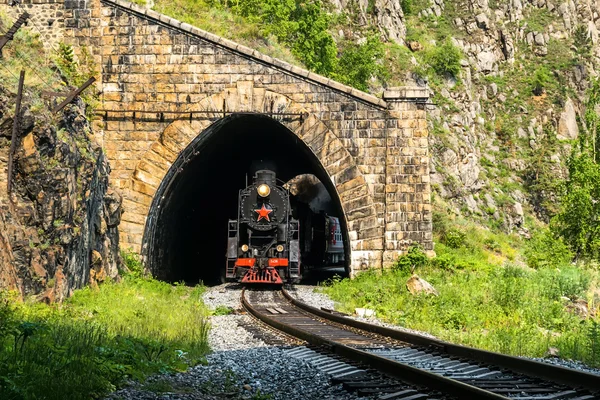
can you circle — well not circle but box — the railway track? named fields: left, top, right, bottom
left=242, top=288, right=600, bottom=400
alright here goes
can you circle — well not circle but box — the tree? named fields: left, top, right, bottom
left=336, top=34, right=387, bottom=91
left=551, top=78, right=600, bottom=260
left=234, top=0, right=338, bottom=76
left=551, top=151, right=600, bottom=259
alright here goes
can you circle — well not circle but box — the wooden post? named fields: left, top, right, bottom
left=0, top=13, right=30, bottom=56
left=7, top=70, right=25, bottom=196
left=52, top=77, right=96, bottom=114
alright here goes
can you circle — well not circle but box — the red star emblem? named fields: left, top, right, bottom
left=254, top=204, right=273, bottom=222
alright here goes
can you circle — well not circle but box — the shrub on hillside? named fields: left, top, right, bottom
left=539, top=265, right=591, bottom=301
left=393, top=245, right=429, bottom=274
left=121, top=248, right=145, bottom=278
left=523, top=228, right=573, bottom=269
left=551, top=149, right=600, bottom=260
left=337, top=34, right=388, bottom=91
left=531, top=66, right=552, bottom=96
left=492, top=264, right=528, bottom=313
left=574, top=25, right=592, bottom=59
left=442, top=229, right=466, bottom=248
left=226, top=0, right=339, bottom=75
left=426, top=38, right=462, bottom=78
left=401, top=0, right=413, bottom=15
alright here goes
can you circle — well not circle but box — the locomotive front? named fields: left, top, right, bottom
left=225, top=170, right=300, bottom=284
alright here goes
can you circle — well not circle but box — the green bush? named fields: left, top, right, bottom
left=401, top=0, right=413, bottom=15
left=426, top=38, right=462, bottom=78
left=483, top=237, right=501, bottom=252
left=393, top=245, right=429, bottom=274
left=212, top=305, right=234, bottom=316
left=121, top=248, right=145, bottom=278
left=442, top=228, right=466, bottom=248
left=574, top=25, right=592, bottom=59
left=336, top=34, right=388, bottom=91
left=539, top=266, right=591, bottom=301
left=228, top=0, right=338, bottom=75
left=531, top=66, right=552, bottom=96
left=492, top=264, right=527, bottom=313
left=431, top=253, right=457, bottom=271
left=551, top=149, right=600, bottom=260
left=523, top=228, right=573, bottom=269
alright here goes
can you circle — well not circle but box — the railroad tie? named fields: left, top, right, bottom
left=379, top=391, right=426, bottom=400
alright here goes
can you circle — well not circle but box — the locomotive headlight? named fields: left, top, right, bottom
left=276, top=244, right=284, bottom=253
left=257, top=184, right=271, bottom=197
left=241, top=244, right=249, bottom=252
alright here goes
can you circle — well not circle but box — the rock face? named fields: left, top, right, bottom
left=328, top=0, right=406, bottom=44
left=427, top=0, right=600, bottom=229
left=0, top=86, right=122, bottom=301
left=557, top=98, right=579, bottom=140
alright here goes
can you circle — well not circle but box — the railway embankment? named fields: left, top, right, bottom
left=321, top=224, right=600, bottom=371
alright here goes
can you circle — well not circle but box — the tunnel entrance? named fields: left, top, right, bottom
left=142, top=113, right=350, bottom=285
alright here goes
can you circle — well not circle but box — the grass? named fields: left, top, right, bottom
left=152, top=0, right=300, bottom=66
left=321, top=212, right=600, bottom=367
left=0, top=251, right=210, bottom=400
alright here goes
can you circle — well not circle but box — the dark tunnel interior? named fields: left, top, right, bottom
left=143, top=113, right=350, bottom=285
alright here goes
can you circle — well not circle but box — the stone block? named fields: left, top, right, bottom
left=131, top=179, right=158, bottom=197
left=345, top=206, right=374, bottom=221
left=119, top=220, right=145, bottom=236
left=135, top=160, right=167, bottom=183
left=121, top=210, right=147, bottom=226
left=132, top=168, right=161, bottom=189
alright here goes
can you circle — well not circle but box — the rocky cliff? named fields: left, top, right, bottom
left=321, top=0, right=600, bottom=234
left=323, top=0, right=599, bottom=232
left=329, top=0, right=407, bottom=43
left=0, top=87, right=122, bottom=302
left=424, top=0, right=598, bottom=230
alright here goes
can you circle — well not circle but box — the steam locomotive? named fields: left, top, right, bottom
left=225, top=169, right=344, bottom=284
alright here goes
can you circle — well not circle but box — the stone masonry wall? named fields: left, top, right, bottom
left=0, top=0, right=65, bottom=48
left=0, top=0, right=432, bottom=274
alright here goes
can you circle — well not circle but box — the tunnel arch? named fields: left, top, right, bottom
left=122, top=82, right=382, bottom=281
left=144, top=114, right=353, bottom=283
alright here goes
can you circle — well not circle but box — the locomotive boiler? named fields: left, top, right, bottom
left=225, top=170, right=300, bottom=284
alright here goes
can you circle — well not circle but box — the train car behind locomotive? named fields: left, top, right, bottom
left=225, top=170, right=300, bottom=284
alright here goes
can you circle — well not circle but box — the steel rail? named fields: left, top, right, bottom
left=281, top=287, right=600, bottom=392
left=242, top=289, right=509, bottom=400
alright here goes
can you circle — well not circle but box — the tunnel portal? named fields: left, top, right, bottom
left=142, top=113, right=350, bottom=285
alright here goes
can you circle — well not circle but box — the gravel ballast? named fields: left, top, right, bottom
left=106, top=347, right=371, bottom=399
left=105, top=284, right=371, bottom=399
left=203, top=283, right=269, bottom=351
left=105, top=283, right=600, bottom=399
